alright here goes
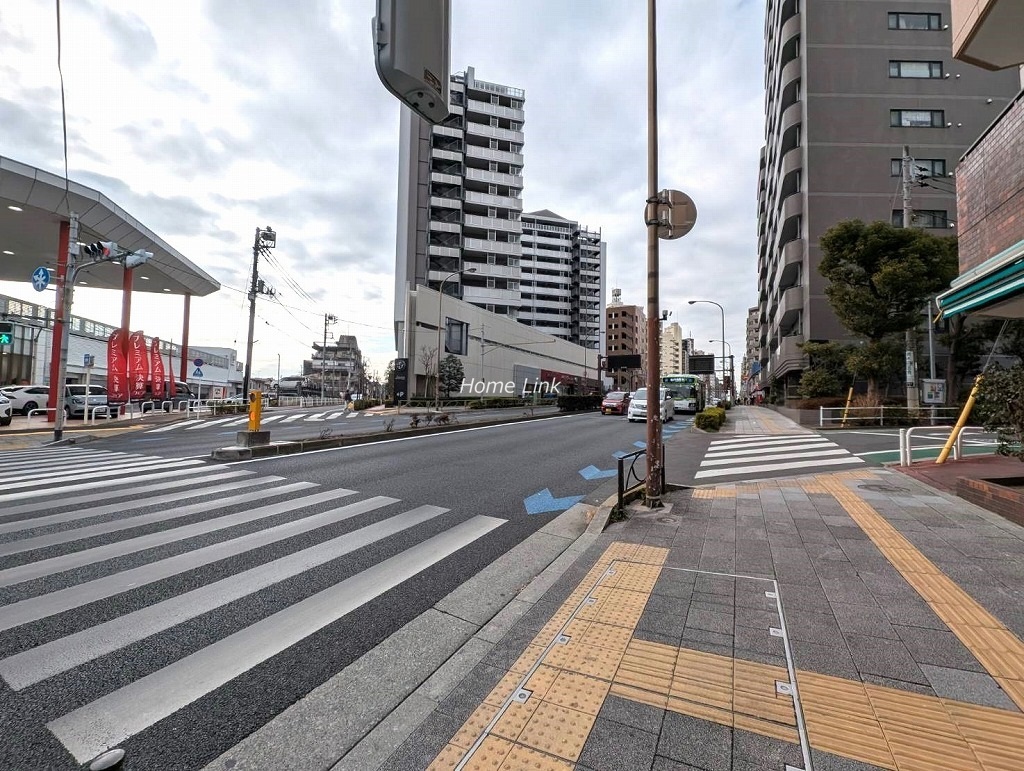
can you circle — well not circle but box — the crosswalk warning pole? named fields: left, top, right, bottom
left=248, top=390, right=263, bottom=432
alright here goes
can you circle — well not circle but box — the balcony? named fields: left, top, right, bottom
left=466, top=122, right=525, bottom=144
left=773, top=333, right=806, bottom=374
left=465, top=145, right=523, bottom=166
left=430, top=220, right=461, bottom=234
left=467, top=263, right=521, bottom=279
left=465, top=168, right=524, bottom=189
left=430, top=196, right=461, bottom=210
left=778, top=285, right=804, bottom=325
left=430, top=172, right=461, bottom=186
left=463, top=285, right=521, bottom=303
left=466, top=98, right=525, bottom=122
left=953, top=0, right=1024, bottom=70
left=463, top=237, right=519, bottom=255
left=464, top=214, right=522, bottom=233
left=433, top=125, right=462, bottom=139
left=432, top=149, right=462, bottom=162
left=428, top=245, right=460, bottom=259
left=464, top=190, right=523, bottom=211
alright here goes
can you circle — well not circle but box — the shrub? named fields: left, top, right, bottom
left=557, top=394, right=602, bottom=412
left=974, top=365, right=1024, bottom=461
left=695, top=406, right=726, bottom=431
left=467, top=398, right=528, bottom=409
left=352, top=399, right=381, bottom=411
left=798, top=369, right=842, bottom=399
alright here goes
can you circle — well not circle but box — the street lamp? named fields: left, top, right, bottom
left=436, top=267, right=476, bottom=410
left=710, top=339, right=735, bottom=403
left=52, top=221, right=153, bottom=442
left=688, top=299, right=726, bottom=401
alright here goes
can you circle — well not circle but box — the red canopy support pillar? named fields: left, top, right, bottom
left=179, top=293, right=191, bottom=382
left=46, top=220, right=70, bottom=422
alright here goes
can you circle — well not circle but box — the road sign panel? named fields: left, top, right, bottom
left=193, top=367, right=204, bottom=378
left=32, top=267, right=50, bottom=292
left=193, top=358, right=204, bottom=367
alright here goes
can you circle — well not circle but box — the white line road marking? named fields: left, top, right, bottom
left=0, top=462, right=214, bottom=504
left=0, top=457, right=182, bottom=487
left=303, top=413, right=326, bottom=421
left=148, top=420, right=204, bottom=433
left=695, top=455, right=865, bottom=479
left=0, top=488, right=352, bottom=588
left=46, top=515, right=506, bottom=764
left=2, top=503, right=446, bottom=689
left=281, top=414, right=304, bottom=423
left=699, top=448, right=851, bottom=467
left=184, top=417, right=238, bottom=430
left=707, top=435, right=829, bottom=449
left=704, top=441, right=832, bottom=459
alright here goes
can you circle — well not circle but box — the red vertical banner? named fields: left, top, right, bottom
left=107, top=330, right=129, bottom=404
left=128, top=331, right=149, bottom=400
left=150, top=338, right=166, bottom=399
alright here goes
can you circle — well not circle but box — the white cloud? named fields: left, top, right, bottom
left=0, top=0, right=764, bottom=380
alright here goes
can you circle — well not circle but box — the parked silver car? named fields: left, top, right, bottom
left=0, top=392, right=12, bottom=426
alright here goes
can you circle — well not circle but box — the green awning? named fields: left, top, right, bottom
left=937, top=239, right=1024, bottom=319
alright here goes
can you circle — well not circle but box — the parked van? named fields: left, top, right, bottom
left=141, top=380, right=197, bottom=411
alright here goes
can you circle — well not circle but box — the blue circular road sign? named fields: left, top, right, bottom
left=31, top=266, right=50, bottom=292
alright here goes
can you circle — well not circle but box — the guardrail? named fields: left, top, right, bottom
left=820, top=405, right=962, bottom=428
left=616, top=447, right=665, bottom=515
left=26, top=407, right=56, bottom=425
left=897, top=425, right=990, bottom=466
left=276, top=396, right=348, bottom=408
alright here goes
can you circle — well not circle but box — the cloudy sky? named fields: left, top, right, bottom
left=0, top=0, right=764, bottom=381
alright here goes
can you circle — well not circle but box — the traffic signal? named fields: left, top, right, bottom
left=124, top=249, right=153, bottom=269
left=0, top=322, right=12, bottom=346
left=82, top=241, right=117, bottom=259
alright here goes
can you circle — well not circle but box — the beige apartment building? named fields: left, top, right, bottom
left=605, top=288, right=647, bottom=391
left=660, top=322, right=684, bottom=377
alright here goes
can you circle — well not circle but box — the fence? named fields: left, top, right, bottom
left=819, top=405, right=964, bottom=428
left=898, top=426, right=991, bottom=466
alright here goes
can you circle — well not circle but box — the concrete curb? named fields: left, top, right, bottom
left=209, top=410, right=571, bottom=461
left=202, top=491, right=618, bottom=771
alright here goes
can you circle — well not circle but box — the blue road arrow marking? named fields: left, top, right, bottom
left=524, top=488, right=585, bottom=515
left=613, top=450, right=629, bottom=459
left=579, top=465, right=616, bottom=481
left=634, top=441, right=647, bottom=449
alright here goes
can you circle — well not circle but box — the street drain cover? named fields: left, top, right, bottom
left=657, top=516, right=678, bottom=524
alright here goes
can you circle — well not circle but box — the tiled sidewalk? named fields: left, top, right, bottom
left=380, top=410, right=1024, bottom=771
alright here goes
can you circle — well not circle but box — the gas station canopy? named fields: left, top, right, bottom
left=0, top=156, right=220, bottom=297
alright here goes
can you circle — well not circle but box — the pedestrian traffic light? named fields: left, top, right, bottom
left=0, top=322, right=12, bottom=346
left=82, top=241, right=117, bottom=259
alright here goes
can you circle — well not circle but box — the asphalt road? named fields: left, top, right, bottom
left=0, top=411, right=680, bottom=770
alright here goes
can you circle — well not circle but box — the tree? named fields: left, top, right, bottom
left=420, top=345, right=438, bottom=398
left=797, top=341, right=852, bottom=398
left=974, top=364, right=1024, bottom=462
left=818, top=219, right=958, bottom=400
left=439, top=353, right=465, bottom=398
left=383, top=361, right=395, bottom=402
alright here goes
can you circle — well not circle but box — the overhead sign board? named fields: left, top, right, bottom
left=688, top=355, right=716, bottom=374
left=606, top=354, right=642, bottom=371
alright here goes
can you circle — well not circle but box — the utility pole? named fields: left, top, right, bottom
left=243, top=226, right=276, bottom=398
left=901, top=146, right=920, bottom=410
left=321, top=312, right=337, bottom=399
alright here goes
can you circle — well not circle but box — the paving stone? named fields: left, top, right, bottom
left=777, top=584, right=832, bottom=613
left=734, top=647, right=789, bottom=669
left=893, top=625, right=985, bottom=672
left=637, top=608, right=686, bottom=641
left=732, top=727, right=804, bottom=767
left=844, top=633, right=929, bottom=684
left=829, top=602, right=900, bottom=640
left=819, top=577, right=880, bottom=607
left=790, top=638, right=859, bottom=680
left=378, top=709, right=463, bottom=771
left=578, top=716, right=659, bottom=771
left=646, top=593, right=692, bottom=617
left=691, top=590, right=735, bottom=607
left=694, top=574, right=735, bottom=596
left=651, top=757, right=702, bottom=770
left=811, top=747, right=892, bottom=770
left=734, top=623, right=787, bottom=658
left=657, top=712, right=732, bottom=770
left=435, top=662, right=508, bottom=722
left=686, top=607, right=734, bottom=635
left=878, top=599, right=947, bottom=630
left=598, top=693, right=666, bottom=735
left=859, top=673, right=936, bottom=697
left=735, top=606, right=780, bottom=629
left=919, top=664, right=1020, bottom=710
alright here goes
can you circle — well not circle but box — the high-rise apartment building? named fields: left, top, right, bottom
left=756, top=0, right=1019, bottom=399
left=394, top=67, right=606, bottom=354
left=660, top=322, right=684, bottom=376
left=605, top=288, right=647, bottom=390
left=742, top=305, right=759, bottom=396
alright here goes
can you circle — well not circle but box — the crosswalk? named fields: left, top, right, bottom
left=694, top=433, right=864, bottom=481
left=0, top=445, right=503, bottom=767
left=145, top=409, right=364, bottom=433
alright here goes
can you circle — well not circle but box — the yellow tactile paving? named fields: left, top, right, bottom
left=814, top=474, right=1024, bottom=713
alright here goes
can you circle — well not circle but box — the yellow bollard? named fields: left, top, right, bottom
left=935, top=375, right=981, bottom=464
left=840, top=386, right=854, bottom=428
left=248, top=389, right=263, bottom=432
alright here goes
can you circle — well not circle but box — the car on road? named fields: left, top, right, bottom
left=0, top=392, right=12, bottom=426
left=627, top=387, right=674, bottom=423
left=601, top=391, right=631, bottom=415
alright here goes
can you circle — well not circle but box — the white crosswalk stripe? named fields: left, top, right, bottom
left=0, top=445, right=505, bottom=765
left=143, top=409, right=357, bottom=432
left=695, top=433, right=864, bottom=480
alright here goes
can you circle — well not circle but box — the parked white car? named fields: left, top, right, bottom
left=0, top=385, right=51, bottom=415
left=627, top=387, right=674, bottom=423
left=0, top=392, right=12, bottom=426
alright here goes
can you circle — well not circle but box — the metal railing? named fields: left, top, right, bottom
left=616, top=446, right=665, bottom=515
left=898, top=425, right=990, bottom=466
left=819, top=405, right=962, bottom=427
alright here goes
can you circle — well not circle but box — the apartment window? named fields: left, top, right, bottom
left=891, top=209, right=948, bottom=228
left=508, top=257, right=518, bottom=266
left=487, top=254, right=496, bottom=265
left=488, top=184, right=498, bottom=195
left=508, top=281, right=519, bottom=291
left=489, top=117, right=499, bottom=128
left=890, top=158, right=946, bottom=177
left=890, top=109, right=945, bottom=127
left=489, top=139, right=498, bottom=149
left=511, top=99, right=522, bottom=109
left=486, top=304, right=495, bottom=312
left=490, top=95, right=499, bottom=105
left=487, top=207, right=497, bottom=217
left=888, top=12, right=941, bottom=30
left=487, top=277, right=496, bottom=288
left=444, top=318, right=469, bottom=355
left=488, top=162, right=498, bottom=172
left=889, top=60, right=943, bottom=78
left=507, top=234, right=519, bottom=243
left=510, top=122, right=522, bottom=131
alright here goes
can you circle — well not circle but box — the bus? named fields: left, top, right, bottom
left=661, top=373, right=706, bottom=414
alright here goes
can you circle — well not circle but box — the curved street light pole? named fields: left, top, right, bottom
left=689, top=299, right=725, bottom=401
left=710, top=339, right=734, bottom=403
left=436, top=268, right=476, bottom=411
